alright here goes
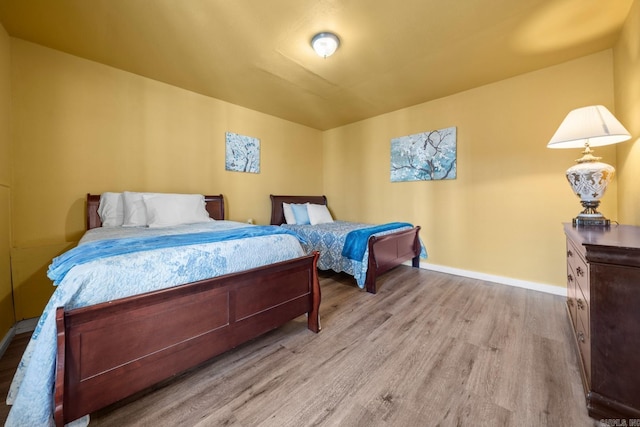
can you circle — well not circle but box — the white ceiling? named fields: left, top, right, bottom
left=0, top=0, right=633, bottom=130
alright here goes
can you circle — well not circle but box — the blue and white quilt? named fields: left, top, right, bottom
left=282, top=221, right=427, bottom=287
left=5, top=221, right=306, bottom=427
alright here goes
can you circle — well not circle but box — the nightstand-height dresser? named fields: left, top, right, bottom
left=564, top=223, right=640, bottom=421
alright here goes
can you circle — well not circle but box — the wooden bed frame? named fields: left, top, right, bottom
left=53, top=194, right=321, bottom=426
left=269, top=195, right=421, bottom=294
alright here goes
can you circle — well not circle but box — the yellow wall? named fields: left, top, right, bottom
left=9, top=39, right=323, bottom=320
left=0, top=24, right=13, bottom=338
left=5, top=4, right=638, bottom=320
left=323, top=51, right=617, bottom=289
left=614, top=0, right=640, bottom=226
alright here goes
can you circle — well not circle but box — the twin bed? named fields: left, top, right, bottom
left=6, top=192, right=423, bottom=427
left=6, top=193, right=321, bottom=427
left=270, top=195, right=424, bottom=294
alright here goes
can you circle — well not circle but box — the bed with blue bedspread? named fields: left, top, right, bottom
left=270, top=195, right=426, bottom=294
left=5, top=193, right=320, bottom=427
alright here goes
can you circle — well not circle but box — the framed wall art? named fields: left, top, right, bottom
left=225, top=132, right=260, bottom=173
left=390, top=126, right=457, bottom=182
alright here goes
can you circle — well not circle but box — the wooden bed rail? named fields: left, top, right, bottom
left=269, top=194, right=423, bottom=294
left=366, top=226, right=421, bottom=293
left=54, top=252, right=320, bottom=426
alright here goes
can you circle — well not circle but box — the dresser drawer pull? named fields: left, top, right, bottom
left=567, top=273, right=574, bottom=283
left=577, top=299, right=585, bottom=310
left=568, top=298, right=574, bottom=307
left=576, top=266, right=584, bottom=277
left=577, top=331, right=585, bottom=343
left=567, top=249, right=573, bottom=258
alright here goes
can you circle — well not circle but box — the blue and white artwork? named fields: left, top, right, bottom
left=390, top=127, right=457, bottom=182
left=225, top=132, right=260, bottom=173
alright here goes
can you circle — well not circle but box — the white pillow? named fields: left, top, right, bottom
left=307, top=203, right=334, bottom=225
left=97, top=192, right=124, bottom=227
left=282, top=203, right=296, bottom=224
left=122, top=191, right=151, bottom=227
left=143, top=193, right=212, bottom=228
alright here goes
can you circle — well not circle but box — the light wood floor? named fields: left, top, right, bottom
left=2, top=267, right=600, bottom=426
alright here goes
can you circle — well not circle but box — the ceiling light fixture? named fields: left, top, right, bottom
left=311, top=32, right=340, bottom=58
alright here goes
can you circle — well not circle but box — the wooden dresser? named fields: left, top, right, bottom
left=564, top=223, right=640, bottom=421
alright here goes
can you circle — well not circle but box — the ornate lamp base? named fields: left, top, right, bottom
left=572, top=200, right=610, bottom=227
left=565, top=148, right=614, bottom=228
left=573, top=216, right=610, bottom=227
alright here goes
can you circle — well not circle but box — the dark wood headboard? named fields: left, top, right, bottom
left=269, top=195, right=328, bottom=225
left=87, top=193, right=225, bottom=230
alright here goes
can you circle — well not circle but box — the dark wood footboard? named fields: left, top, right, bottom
left=269, top=195, right=422, bottom=294
left=365, top=226, right=421, bottom=294
left=54, top=252, right=320, bottom=427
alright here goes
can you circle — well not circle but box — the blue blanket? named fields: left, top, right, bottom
left=48, top=226, right=302, bottom=285
left=341, top=222, right=414, bottom=260
left=7, top=222, right=308, bottom=427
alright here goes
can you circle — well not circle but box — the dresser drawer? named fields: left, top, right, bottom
left=564, top=223, right=640, bottom=421
left=572, top=259, right=589, bottom=340
left=565, top=255, right=578, bottom=329
left=566, top=237, right=591, bottom=385
left=566, top=240, right=589, bottom=319
left=567, top=240, right=589, bottom=311
left=575, top=282, right=591, bottom=384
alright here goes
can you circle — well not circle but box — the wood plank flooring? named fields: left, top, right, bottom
left=0, top=332, right=30, bottom=424
left=1, top=267, right=600, bottom=426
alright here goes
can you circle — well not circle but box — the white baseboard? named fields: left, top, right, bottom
left=0, top=326, right=15, bottom=359
left=15, top=317, right=39, bottom=334
left=414, top=261, right=567, bottom=297
left=0, top=317, right=39, bottom=360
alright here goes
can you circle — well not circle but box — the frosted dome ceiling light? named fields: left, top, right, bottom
left=311, top=32, right=340, bottom=58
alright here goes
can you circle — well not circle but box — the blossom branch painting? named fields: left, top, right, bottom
left=390, top=127, right=457, bottom=182
left=225, top=132, right=260, bottom=173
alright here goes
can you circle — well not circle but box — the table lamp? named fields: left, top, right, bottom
left=547, top=105, right=631, bottom=226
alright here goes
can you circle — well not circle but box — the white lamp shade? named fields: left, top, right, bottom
left=311, top=32, right=340, bottom=58
left=547, top=105, right=631, bottom=149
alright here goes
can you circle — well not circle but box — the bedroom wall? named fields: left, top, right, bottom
left=322, top=50, right=617, bottom=290
left=0, top=24, right=14, bottom=339
left=9, top=39, right=323, bottom=320
left=614, top=0, right=640, bottom=226
left=5, top=22, right=633, bottom=321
